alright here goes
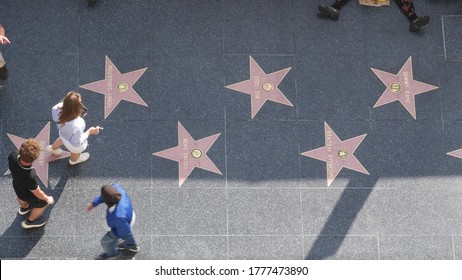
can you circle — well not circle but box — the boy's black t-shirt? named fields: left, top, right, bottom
left=8, top=151, right=39, bottom=201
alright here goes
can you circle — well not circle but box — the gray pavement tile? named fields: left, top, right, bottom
left=444, top=121, right=462, bottom=171
left=79, top=0, right=156, bottom=55
left=81, top=0, right=222, bottom=56
left=151, top=188, right=227, bottom=235
left=75, top=235, right=151, bottom=260
left=150, top=0, right=222, bottom=55
left=443, top=16, right=462, bottom=61
left=150, top=54, right=225, bottom=121
left=74, top=187, right=152, bottom=237
left=152, top=236, right=227, bottom=260
left=151, top=120, right=225, bottom=188
left=0, top=236, right=75, bottom=259
left=228, top=235, right=303, bottom=260
left=224, top=55, right=296, bottom=120
left=420, top=0, right=462, bottom=16
left=303, top=186, right=462, bottom=237
left=226, top=120, right=301, bottom=188
left=454, top=236, right=462, bottom=260
left=67, top=120, right=152, bottom=182
left=0, top=0, right=79, bottom=53
left=368, top=56, right=441, bottom=121
left=302, top=188, right=377, bottom=236
left=304, top=235, right=378, bottom=260
left=299, top=120, right=376, bottom=188
left=370, top=120, right=446, bottom=180
left=369, top=187, right=462, bottom=236
left=294, top=0, right=368, bottom=56
left=37, top=185, right=76, bottom=238
left=362, top=2, right=443, bottom=58
left=379, top=235, right=454, bottom=260
left=295, top=54, right=374, bottom=120
left=440, top=61, right=462, bottom=120
left=0, top=53, right=79, bottom=121
left=223, top=0, right=294, bottom=54
left=228, top=188, right=302, bottom=235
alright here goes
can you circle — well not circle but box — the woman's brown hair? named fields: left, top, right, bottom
left=58, top=91, right=83, bottom=124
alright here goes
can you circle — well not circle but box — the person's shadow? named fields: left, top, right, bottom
left=0, top=176, right=68, bottom=259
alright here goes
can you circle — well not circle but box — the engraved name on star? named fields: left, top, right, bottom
left=372, top=56, right=438, bottom=119
left=80, top=56, right=148, bottom=119
left=301, top=122, right=369, bottom=187
left=5, top=122, right=71, bottom=187
left=153, top=122, right=222, bottom=187
left=225, top=56, right=293, bottom=119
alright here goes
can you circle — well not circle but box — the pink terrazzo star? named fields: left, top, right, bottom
left=5, top=122, right=71, bottom=187
left=80, top=56, right=148, bottom=119
left=153, top=122, right=222, bottom=187
left=372, top=57, right=438, bottom=119
left=225, top=56, right=293, bottom=119
left=301, top=122, right=369, bottom=187
left=447, top=148, right=462, bottom=159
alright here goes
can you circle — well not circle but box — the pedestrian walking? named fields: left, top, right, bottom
left=87, top=183, right=139, bottom=260
left=8, top=139, right=54, bottom=229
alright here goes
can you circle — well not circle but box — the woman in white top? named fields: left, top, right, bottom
left=47, top=91, right=100, bottom=165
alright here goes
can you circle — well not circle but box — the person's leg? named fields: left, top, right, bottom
left=17, top=198, right=29, bottom=209
left=395, top=0, right=417, bottom=20
left=70, top=152, right=80, bottom=162
left=28, top=204, right=49, bottom=221
left=100, top=231, right=120, bottom=258
left=0, top=50, right=8, bottom=80
left=119, top=232, right=140, bottom=252
left=47, top=137, right=63, bottom=156
left=318, top=0, right=350, bottom=20
left=51, top=137, right=63, bottom=150
left=21, top=200, right=49, bottom=229
left=17, top=198, right=31, bottom=215
left=395, top=0, right=430, bottom=32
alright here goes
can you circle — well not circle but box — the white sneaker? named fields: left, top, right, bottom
left=46, top=145, right=63, bottom=156
left=69, top=152, right=90, bottom=165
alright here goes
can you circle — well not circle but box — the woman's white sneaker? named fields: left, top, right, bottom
left=69, top=152, right=90, bottom=165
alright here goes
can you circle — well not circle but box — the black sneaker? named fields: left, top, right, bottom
left=95, top=253, right=119, bottom=260
left=318, top=5, right=340, bottom=21
left=88, top=0, right=98, bottom=7
left=118, top=241, right=140, bottom=252
left=410, top=16, right=430, bottom=32
left=18, top=206, right=31, bottom=216
left=21, top=218, right=47, bottom=229
left=0, top=64, right=8, bottom=80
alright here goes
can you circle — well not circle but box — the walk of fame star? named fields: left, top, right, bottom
left=80, top=56, right=148, bottom=119
left=447, top=148, right=462, bottom=159
left=153, top=122, right=222, bottom=187
left=301, top=122, right=369, bottom=187
left=371, top=57, right=438, bottom=119
left=225, top=56, right=293, bottom=119
left=5, top=122, right=71, bottom=187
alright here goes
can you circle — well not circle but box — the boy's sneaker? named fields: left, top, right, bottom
left=46, top=145, right=63, bottom=156
left=21, top=218, right=47, bottom=229
left=18, top=206, right=31, bottom=216
left=318, top=5, right=340, bottom=21
left=95, top=253, right=119, bottom=260
left=69, top=152, right=90, bottom=165
left=118, top=241, right=140, bottom=252
left=410, top=16, right=430, bottom=32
